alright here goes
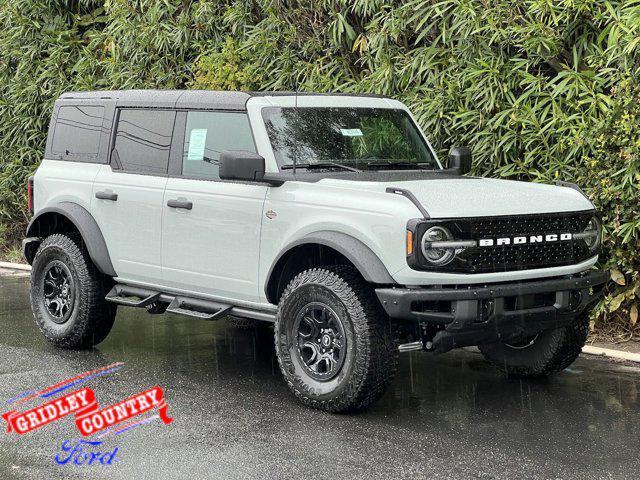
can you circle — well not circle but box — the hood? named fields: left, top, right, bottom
left=321, top=176, right=594, bottom=218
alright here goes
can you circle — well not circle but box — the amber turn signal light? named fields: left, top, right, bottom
left=406, top=230, right=414, bottom=256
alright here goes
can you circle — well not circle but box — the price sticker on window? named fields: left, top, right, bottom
left=187, top=129, right=207, bottom=161
left=340, top=128, right=363, bottom=137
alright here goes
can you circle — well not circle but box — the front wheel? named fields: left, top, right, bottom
left=275, top=266, right=398, bottom=413
left=479, top=313, right=590, bottom=377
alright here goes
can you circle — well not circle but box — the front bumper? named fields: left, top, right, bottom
left=376, top=270, right=608, bottom=353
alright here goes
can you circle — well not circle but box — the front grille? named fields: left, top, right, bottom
left=467, top=213, right=591, bottom=238
left=460, top=212, right=593, bottom=273
left=414, top=211, right=595, bottom=273
left=463, top=240, right=590, bottom=272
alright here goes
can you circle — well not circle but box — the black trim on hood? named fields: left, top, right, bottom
left=261, top=169, right=470, bottom=184
left=386, top=187, right=430, bottom=219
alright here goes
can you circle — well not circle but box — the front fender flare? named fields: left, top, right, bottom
left=266, top=231, right=396, bottom=297
left=26, top=202, right=116, bottom=277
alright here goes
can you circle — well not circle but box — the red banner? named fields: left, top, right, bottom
left=3, top=386, right=172, bottom=437
left=75, top=386, right=172, bottom=437
left=3, top=388, right=95, bottom=435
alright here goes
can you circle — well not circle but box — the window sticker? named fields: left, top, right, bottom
left=187, top=129, right=207, bottom=161
left=340, top=128, right=363, bottom=137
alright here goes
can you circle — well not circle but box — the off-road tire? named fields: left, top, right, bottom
left=30, top=233, right=117, bottom=349
left=478, top=313, right=590, bottom=377
left=275, top=266, right=398, bottom=412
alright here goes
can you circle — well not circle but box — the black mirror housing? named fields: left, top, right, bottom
left=219, top=150, right=266, bottom=182
left=448, top=146, right=472, bottom=175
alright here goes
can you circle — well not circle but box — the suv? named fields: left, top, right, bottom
left=24, top=90, right=606, bottom=412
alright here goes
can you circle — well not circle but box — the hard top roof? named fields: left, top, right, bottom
left=57, top=90, right=391, bottom=110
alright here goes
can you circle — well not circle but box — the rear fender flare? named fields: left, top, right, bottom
left=26, top=202, right=116, bottom=277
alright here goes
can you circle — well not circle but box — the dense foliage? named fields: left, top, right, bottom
left=0, top=0, right=638, bottom=331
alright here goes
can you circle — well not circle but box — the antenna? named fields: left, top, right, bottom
left=293, top=86, right=298, bottom=175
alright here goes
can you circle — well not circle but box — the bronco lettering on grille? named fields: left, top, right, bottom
left=478, top=233, right=573, bottom=247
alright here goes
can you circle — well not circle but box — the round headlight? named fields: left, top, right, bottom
left=421, top=226, right=455, bottom=265
left=582, top=216, right=602, bottom=251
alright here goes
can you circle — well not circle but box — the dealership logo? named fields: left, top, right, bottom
left=2, top=362, right=173, bottom=466
left=55, top=439, right=118, bottom=466
left=478, top=233, right=572, bottom=247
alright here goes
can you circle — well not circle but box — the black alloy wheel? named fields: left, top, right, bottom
left=275, top=266, right=398, bottom=412
left=41, top=261, right=75, bottom=323
left=293, top=302, right=347, bottom=381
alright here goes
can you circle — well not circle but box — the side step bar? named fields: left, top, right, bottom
left=105, top=283, right=274, bottom=322
left=166, top=297, right=232, bottom=321
left=106, top=285, right=161, bottom=307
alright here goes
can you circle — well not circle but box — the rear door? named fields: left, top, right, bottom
left=91, top=108, right=176, bottom=284
left=161, top=110, right=267, bottom=304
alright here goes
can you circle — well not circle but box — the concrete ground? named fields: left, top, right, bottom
left=1, top=275, right=639, bottom=479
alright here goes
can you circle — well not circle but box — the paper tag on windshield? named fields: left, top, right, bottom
left=187, top=129, right=207, bottom=161
left=340, top=128, right=363, bottom=137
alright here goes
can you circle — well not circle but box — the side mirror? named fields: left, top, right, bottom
left=219, top=150, right=266, bottom=182
left=448, top=146, right=472, bottom=175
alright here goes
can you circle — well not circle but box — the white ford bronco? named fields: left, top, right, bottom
left=24, top=90, right=606, bottom=412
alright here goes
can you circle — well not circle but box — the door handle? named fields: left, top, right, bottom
left=167, top=199, right=193, bottom=210
left=95, top=191, right=118, bottom=201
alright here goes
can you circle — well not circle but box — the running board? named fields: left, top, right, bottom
left=106, top=285, right=161, bottom=307
left=166, top=297, right=232, bottom=321
left=105, top=283, right=272, bottom=322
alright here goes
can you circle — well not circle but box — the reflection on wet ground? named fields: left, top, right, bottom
left=1, top=276, right=639, bottom=479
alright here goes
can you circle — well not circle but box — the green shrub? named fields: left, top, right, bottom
left=0, top=0, right=638, bottom=330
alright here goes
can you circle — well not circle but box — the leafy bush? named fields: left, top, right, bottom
left=0, top=0, right=638, bottom=331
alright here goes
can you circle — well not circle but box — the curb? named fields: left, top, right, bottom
left=464, top=344, right=640, bottom=365
left=582, top=345, right=640, bottom=364
left=0, top=261, right=31, bottom=272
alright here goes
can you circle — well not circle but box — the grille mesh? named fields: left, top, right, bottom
left=417, top=211, right=595, bottom=273
left=460, top=212, right=593, bottom=273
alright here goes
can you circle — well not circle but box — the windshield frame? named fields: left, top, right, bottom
left=259, top=104, right=442, bottom=173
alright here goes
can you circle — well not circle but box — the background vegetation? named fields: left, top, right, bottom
left=0, top=0, right=638, bottom=336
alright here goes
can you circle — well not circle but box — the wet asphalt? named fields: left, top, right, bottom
left=0, top=276, right=639, bottom=480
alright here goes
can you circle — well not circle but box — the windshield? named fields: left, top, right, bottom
left=261, top=107, right=438, bottom=171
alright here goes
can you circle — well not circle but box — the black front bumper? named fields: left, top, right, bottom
left=376, top=270, right=608, bottom=353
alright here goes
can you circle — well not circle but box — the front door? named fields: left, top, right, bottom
left=161, top=110, right=267, bottom=304
left=91, top=108, right=176, bottom=284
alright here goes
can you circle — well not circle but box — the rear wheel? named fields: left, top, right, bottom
left=275, top=266, right=397, bottom=412
left=30, top=234, right=116, bottom=349
left=478, top=313, right=590, bottom=377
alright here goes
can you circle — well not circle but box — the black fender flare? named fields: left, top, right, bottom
left=265, top=231, right=396, bottom=300
left=25, top=202, right=117, bottom=277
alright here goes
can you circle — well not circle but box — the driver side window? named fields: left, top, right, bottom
left=182, top=111, right=256, bottom=180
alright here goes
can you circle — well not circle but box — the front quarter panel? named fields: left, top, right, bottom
left=258, top=181, right=418, bottom=302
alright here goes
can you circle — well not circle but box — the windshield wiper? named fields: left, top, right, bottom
left=281, top=162, right=361, bottom=173
left=365, top=161, right=432, bottom=170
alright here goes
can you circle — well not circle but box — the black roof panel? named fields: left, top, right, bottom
left=57, top=90, right=390, bottom=110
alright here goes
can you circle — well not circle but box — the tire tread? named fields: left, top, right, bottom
left=275, top=265, right=398, bottom=412
left=30, top=233, right=116, bottom=349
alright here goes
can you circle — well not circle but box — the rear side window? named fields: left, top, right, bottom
left=51, top=105, right=104, bottom=159
left=112, top=109, right=176, bottom=175
left=182, top=111, right=255, bottom=180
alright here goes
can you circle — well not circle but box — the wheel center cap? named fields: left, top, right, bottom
left=321, top=334, right=332, bottom=347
